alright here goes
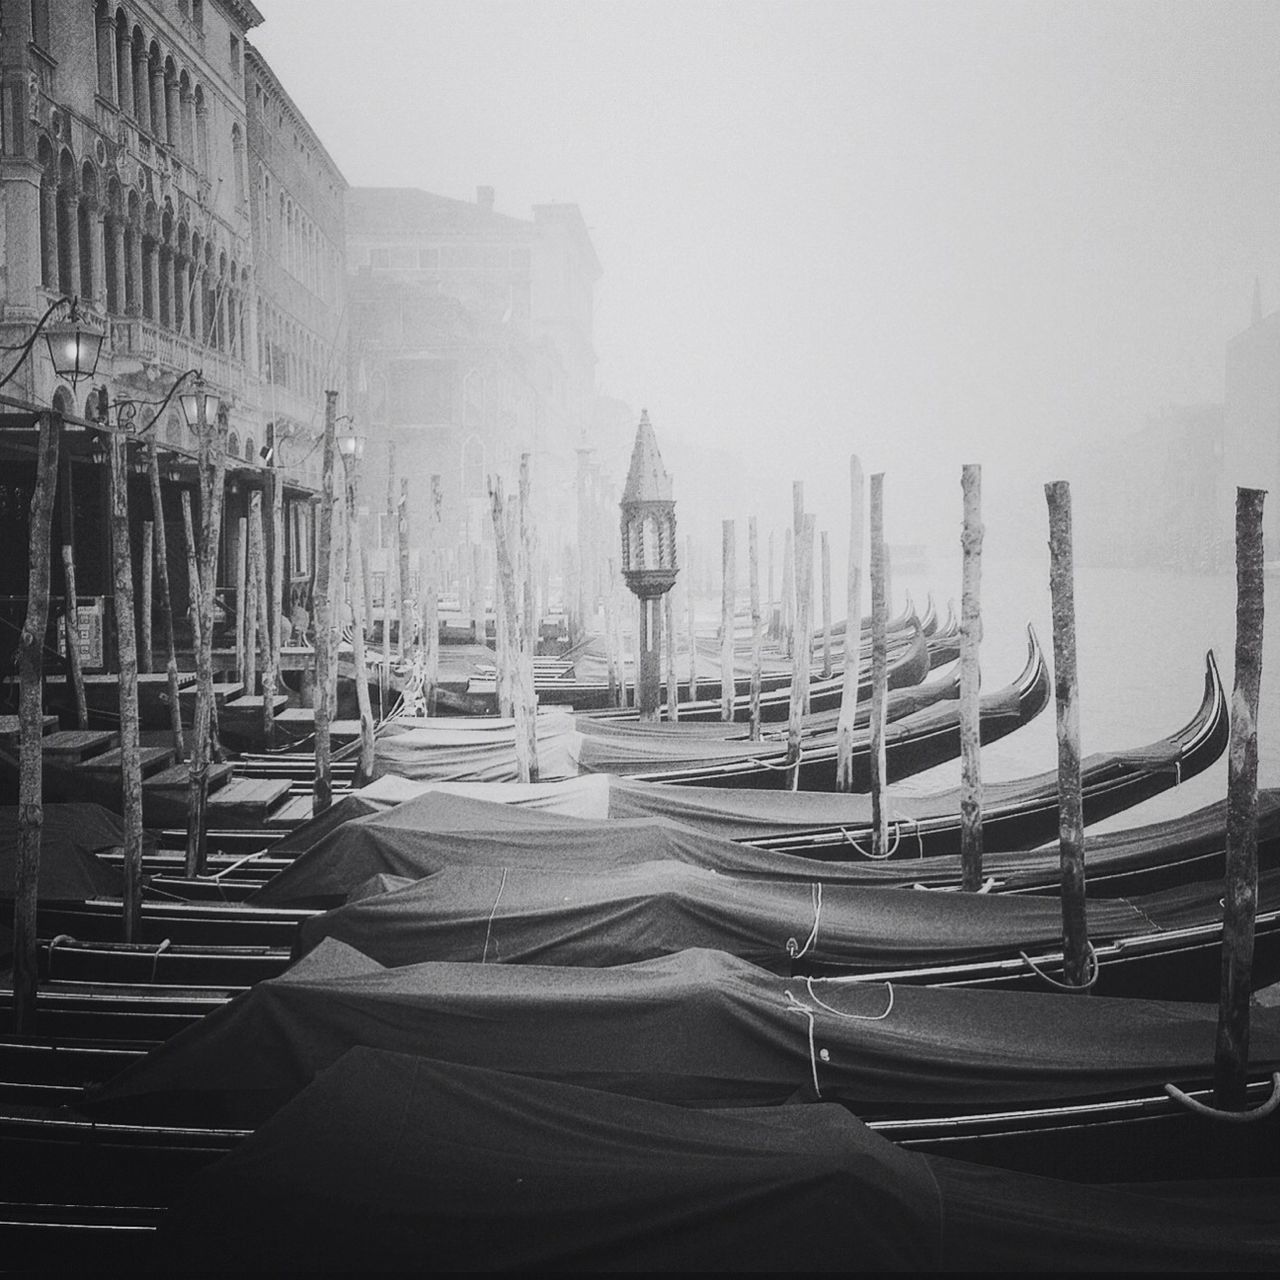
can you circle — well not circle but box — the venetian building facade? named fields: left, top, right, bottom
left=344, top=185, right=602, bottom=565
left=243, top=42, right=346, bottom=494
left=0, top=0, right=262, bottom=438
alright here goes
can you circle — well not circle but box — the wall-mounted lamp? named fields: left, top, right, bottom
left=45, top=301, right=104, bottom=387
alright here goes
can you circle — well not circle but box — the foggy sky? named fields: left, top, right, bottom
left=252, top=0, right=1280, bottom=558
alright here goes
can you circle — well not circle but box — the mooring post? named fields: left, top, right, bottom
left=245, top=496, right=261, bottom=698
left=491, top=477, right=537, bottom=781
left=146, top=439, right=183, bottom=759
left=869, top=474, right=889, bottom=853
left=312, top=391, right=337, bottom=814
left=665, top=589, right=679, bottom=721
left=108, top=434, right=144, bottom=940
left=781, top=525, right=794, bottom=659
left=686, top=535, right=698, bottom=703
left=959, top=464, right=985, bottom=891
left=140, top=520, right=153, bottom=675
left=263, top=465, right=283, bottom=745
left=1045, top=480, right=1089, bottom=990
left=767, top=530, right=776, bottom=640
left=252, top=496, right=276, bottom=731
left=345, top=460, right=376, bottom=785
left=1216, top=486, right=1266, bottom=1109
left=234, top=514, right=248, bottom=683
left=61, top=545, right=88, bottom=730
left=384, top=443, right=397, bottom=673
left=820, top=530, right=832, bottom=680
left=720, top=520, right=736, bottom=721
left=786, top=513, right=815, bottom=789
left=184, top=401, right=227, bottom=878
left=836, top=456, right=865, bottom=793
left=749, top=516, right=763, bottom=740
left=398, top=477, right=412, bottom=660
left=14, top=410, right=61, bottom=1033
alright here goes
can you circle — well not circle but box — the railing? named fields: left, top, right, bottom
left=109, top=317, right=249, bottom=399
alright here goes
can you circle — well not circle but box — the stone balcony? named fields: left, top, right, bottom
left=108, top=316, right=250, bottom=400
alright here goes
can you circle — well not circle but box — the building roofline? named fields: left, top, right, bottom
left=244, top=42, right=348, bottom=188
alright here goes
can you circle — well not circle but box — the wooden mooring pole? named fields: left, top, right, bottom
left=665, top=589, right=679, bottom=722
left=14, top=410, right=61, bottom=1033
left=345, top=462, right=376, bottom=785
left=184, top=402, right=227, bottom=878
left=1216, top=486, right=1266, bottom=1109
left=108, top=434, right=143, bottom=940
left=263, top=466, right=283, bottom=745
left=491, top=477, right=536, bottom=782
left=312, top=391, right=337, bottom=814
left=140, top=521, right=153, bottom=674
left=869, top=474, right=889, bottom=853
left=836, top=456, right=865, bottom=793
left=147, top=439, right=184, bottom=759
left=959, top=464, right=984, bottom=891
left=720, top=520, right=735, bottom=722
left=786, top=513, right=815, bottom=790
left=61, top=545, right=87, bottom=730
left=686, top=535, right=698, bottom=703
left=234, top=515, right=248, bottom=683
left=820, top=530, right=832, bottom=680
left=748, top=516, right=762, bottom=740
left=1045, top=480, right=1089, bottom=990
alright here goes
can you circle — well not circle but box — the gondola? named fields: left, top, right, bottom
left=78, top=943, right=1280, bottom=1183
left=290, top=857, right=1280, bottom=1001
left=612, top=624, right=1048, bottom=789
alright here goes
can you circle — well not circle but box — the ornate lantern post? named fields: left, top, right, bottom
left=619, top=410, right=678, bottom=720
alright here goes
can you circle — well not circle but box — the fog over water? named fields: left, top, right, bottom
left=254, top=1, right=1280, bottom=552
left=255, top=2, right=1279, bottom=819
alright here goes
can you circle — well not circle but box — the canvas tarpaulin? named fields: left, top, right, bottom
left=250, top=786, right=1280, bottom=906
left=87, top=943, right=1280, bottom=1127
left=294, top=857, right=1159, bottom=972
left=0, top=803, right=125, bottom=898
left=155, top=1046, right=944, bottom=1273
left=371, top=708, right=582, bottom=782
left=153, top=1047, right=1280, bottom=1273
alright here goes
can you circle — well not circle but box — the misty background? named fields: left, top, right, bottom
left=254, top=0, right=1280, bottom=571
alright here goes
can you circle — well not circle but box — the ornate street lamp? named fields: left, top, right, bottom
left=619, top=409, right=678, bottom=720
left=43, top=301, right=104, bottom=387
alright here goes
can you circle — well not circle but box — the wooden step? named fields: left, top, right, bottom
left=273, top=709, right=361, bottom=741
left=177, top=681, right=245, bottom=705
left=0, top=715, right=58, bottom=745
left=206, top=778, right=293, bottom=824
left=142, top=760, right=236, bottom=792
left=76, top=746, right=176, bottom=778
left=263, top=793, right=316, bottom=828
left=221, top=694, right=290, bottom=716
left=38, top=730, right=118, bottom=762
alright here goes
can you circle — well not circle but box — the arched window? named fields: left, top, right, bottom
left=124, top=188, right=141, bottom=313
left=130, top=27, right=147, bottom=126
left=114, top=10, right=130, bottom=112
left=178, top=70, right=194, bottom=156
left=163, top=57, right=179, bottom=147
left=193, top=84, right=208, bottom=173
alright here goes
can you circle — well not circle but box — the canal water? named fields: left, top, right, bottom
left=889, top=556, right=1280, bottom=833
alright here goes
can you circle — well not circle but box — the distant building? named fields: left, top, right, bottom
left=345, top=186, right=602, bottom=560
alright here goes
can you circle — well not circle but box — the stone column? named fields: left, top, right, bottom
left=173, top=254, right=186, bottom=335
left=128, top=227, right=143, bottom=315
left=133, top=47, right=150, bottom=134
left=149, top=61, right=166, bottom=144
left=109, top=216, right=126, bottom=312
left=60, top=193, right=80, bottom=298
left=157, top=246, right=170, bottom=328
left=164, top=74, right=179, bottom=148
left=190, top=267, right=204, bottom=344
left=39, top=179, right=57, bottom=290
left=91, top=209, right=107, bottom=305
left=96, top=10, right=117, bottom=102
left=117, top=33, right=133, bottom=119
left=147, top=240, right=161, bottom=321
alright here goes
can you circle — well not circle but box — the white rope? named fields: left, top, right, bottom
left=802, top=975, right=894, bottom=1021
left=1019, top=940, right=1099, bottom=991
left=1164, top=1073, right=1280, bottom=1124
left=786, top=882, right=823, bottom=959
left=480, top=867, right=509, bottom=964
left=841, top=822, right=901, bottom=860
left=784, top=989, right=823, bottom=1098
